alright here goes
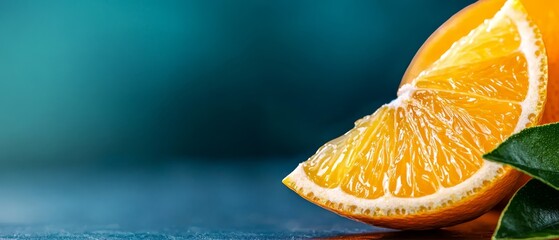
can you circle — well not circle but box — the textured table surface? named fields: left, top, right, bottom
left=0, top=160, right=498, bottom=239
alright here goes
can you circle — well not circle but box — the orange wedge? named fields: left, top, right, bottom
left=283, top=0, right=547, bottom=230
left=403, top=0, right=559, bottom=123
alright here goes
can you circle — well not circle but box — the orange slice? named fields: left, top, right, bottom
left=283, top=0, right=547, bottom=230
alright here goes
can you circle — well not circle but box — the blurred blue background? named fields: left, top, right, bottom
left=0, top=0, right=474, bottom=163
left=0, top=0, right=477, bottom=238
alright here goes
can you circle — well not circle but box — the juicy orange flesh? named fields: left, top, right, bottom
left=404, top=0, right=559, bottom=123
left=301, top=3, right=533, bottom=199
left=424, top=16, right=521, bottom=71
left=303, top=90, right=521, bottom=198
left=414, top=14, right=527, bottom=104
left=416, top=53, right=529, bottom=102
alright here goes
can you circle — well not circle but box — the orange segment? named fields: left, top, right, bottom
left=303, top=89, right=522, bottom=199
left=425, top=14, right=522, bottom=71
left=283, top=0, right=547, bottom=230
left=416, top=53, right=529, bottom=102
left=403, top=0, right=559, bottom=123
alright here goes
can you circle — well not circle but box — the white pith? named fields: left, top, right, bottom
left=284, top=0, right=546, bottom=216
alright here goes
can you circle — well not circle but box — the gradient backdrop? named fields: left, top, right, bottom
left=0, top=0, right=475, bottom=238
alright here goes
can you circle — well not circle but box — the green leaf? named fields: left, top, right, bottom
left=483, top=123, right=559, bottom=189
left=493, top=179, right=559, bottom=239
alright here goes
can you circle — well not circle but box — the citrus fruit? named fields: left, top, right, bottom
left=283, top=0, right=547, bottom=230
left=403, top=0, right=559, bottom=124
left=402, top=0, right=559, bottom=204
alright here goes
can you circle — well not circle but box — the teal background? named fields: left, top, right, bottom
left=0, top=1, right=483, bottom=238
left=0, top=0, right=473, bottom=164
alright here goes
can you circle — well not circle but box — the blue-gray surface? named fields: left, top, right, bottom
left=0, top=159, right=496, bottom=239
left=0, top=159, right=389, bottom=239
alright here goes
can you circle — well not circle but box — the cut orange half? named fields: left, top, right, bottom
left=402, top=0, right=559, bottom=124
left=283, top=0, right=547, bottom=230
